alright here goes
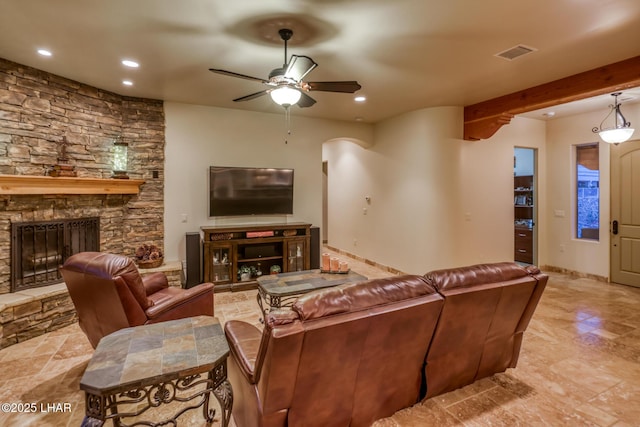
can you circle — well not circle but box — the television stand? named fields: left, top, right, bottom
left=201, top=223, right=311, bottom=292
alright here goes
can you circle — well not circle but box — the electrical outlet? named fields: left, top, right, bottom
left=181, top=214, right=188, bottom=223
left=559, top=244, right=565, bottom=252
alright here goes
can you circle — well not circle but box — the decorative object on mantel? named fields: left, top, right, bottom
left=135, top=243, right=163, bottom=269
left=48, top=136, right=77, bottom=177
left=112, top=135, right=130, bottom=179
left=592, top=92, right=635, bottom=144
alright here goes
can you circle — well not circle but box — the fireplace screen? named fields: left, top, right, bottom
left=11, top=217, right=99, bottom=292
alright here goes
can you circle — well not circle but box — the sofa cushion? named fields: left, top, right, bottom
left=292, top=274, right=437, bottom=321
left=424, top=261, right=529, bottom=291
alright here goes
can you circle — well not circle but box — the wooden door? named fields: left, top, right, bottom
left=611, top=139, right=640, bottom=287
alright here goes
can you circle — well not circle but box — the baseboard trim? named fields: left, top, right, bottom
left=324, top=245, right=406, bottom=276
left=540, top=265, right=608, bottom=283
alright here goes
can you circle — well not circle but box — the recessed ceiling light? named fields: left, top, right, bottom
left=122, top=80, right=133, bottom=86
left=122, top=60, right=139, bottom=68
left=354, top=96, right=366, bottom=102
left=37, top=49, right=52, bottom=57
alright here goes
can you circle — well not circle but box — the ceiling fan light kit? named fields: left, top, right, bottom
left=209, top=28, right=361, bottom=110
left=270, top=86, right=301, bottom=106
left=592, top=92, right=635, bottom=144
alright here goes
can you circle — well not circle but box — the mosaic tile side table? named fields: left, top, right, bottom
left=256, top=269, right=368, bottom=313
left=79, top=316, right=232, bottom=427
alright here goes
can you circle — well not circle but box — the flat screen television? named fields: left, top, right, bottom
left=209, top=166, right=294, bottom=217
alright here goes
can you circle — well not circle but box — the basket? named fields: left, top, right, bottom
left=136, top=258, right=163, bottom=269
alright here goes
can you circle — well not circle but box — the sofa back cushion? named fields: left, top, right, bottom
left=60, top=252, right=139, bottom=348
left=260, top=275, right=444, bottom=427
left=292, top=274, right=440, bottom=320
left=423, top=262, right=538, bottom=398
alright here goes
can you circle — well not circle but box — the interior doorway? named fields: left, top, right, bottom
left=610, top=139, right=640, bottom=287
left=322, top=161, right=328, bottom=244
left=514, top=147, right=537, bottom=265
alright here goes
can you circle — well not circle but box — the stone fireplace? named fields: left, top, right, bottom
left=11, top=217, right=99, bottom=292
left=0, top=57, right=166, bottom=347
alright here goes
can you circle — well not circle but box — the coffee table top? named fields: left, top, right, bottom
left=257, top=269, right=367, bottom=297
left=80, top=316, right=228, bottom=395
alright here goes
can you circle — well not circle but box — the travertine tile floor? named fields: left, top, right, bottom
left=1, top=249, right=639, bottom=426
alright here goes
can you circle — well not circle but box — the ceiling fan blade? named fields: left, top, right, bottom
left=307, top=81, right=362, bottom=93
left=209, top=68, right=268, bottom=84
left=284, top=55, right=318, bottom=81
left=233, top=90, right=269, bottom=102
left=297, top=92, right=317, bottom=108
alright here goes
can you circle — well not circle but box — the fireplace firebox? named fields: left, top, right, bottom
left=10, top=217, right=99, bottom=292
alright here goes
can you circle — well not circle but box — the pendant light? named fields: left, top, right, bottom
left=592, top=92, right=635, bottom=144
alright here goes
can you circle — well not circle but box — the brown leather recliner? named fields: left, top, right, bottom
left=422, top=262, right=548, bottom=399
left=225, top=275, right=444, bottom=427
left=224, top=262, right=547, bottom=426
left=60, top=251, right=214, bottom=348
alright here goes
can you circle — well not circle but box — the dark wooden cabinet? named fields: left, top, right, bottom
left=514, top=175, right=534, bottom=264
left=202, top=223, right=311, bottom=292
left=514, top=227, right=533, bottom=264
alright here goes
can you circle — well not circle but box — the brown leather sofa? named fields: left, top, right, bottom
left=422, top=262, right=547, bottom=398
left=60, top=252, right=214, bottom=348
left=224, top=262, right=547, bottom=427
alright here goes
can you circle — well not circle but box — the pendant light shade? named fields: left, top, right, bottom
left=592, top=92, right=635, bottom=144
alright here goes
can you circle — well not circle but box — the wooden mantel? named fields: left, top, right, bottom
left=0, top=175, right=145, bottom=195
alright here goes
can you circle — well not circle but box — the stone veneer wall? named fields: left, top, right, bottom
left=0, top=58, right=166, bottom=295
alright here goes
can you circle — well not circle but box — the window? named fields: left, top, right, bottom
left=576, top=144, right=599, bottom=240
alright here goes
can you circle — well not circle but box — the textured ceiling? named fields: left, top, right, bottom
left=1, top=0, right=640, bottom=123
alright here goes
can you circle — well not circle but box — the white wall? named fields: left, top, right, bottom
left=543, top=103, right=640, bottom=278
left=163, top=101, right=373, bottom=261
left=323, top=109, right=547, bottom=275
left=324, top=107, right=463, bottom=274
left=458, top=117, right=547, bottom=266
left=164, top=98, right=639, bottom=279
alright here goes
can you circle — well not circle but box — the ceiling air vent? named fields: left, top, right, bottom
left=495, top=45, right=537, bottom=61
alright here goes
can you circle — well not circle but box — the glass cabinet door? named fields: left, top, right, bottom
left=286, top=239, right=305, bottom=272
left=210, top=244, right=231, bottom=283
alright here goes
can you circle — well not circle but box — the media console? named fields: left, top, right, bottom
left=201, top=223, right=311, bottom=292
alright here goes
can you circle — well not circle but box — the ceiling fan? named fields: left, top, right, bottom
left=209, top=28, right=362, bottom=108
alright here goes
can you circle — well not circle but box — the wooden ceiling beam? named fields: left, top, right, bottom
left=463, top=55, right=640, bottom=141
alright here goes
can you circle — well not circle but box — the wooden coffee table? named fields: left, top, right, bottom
left=79, top=316, right=232, bottom=427
left=256, top=269, right=367, bottom=313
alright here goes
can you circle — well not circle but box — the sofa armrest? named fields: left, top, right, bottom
left=145, top=282, right=214, bottom=319
left=142, top=272, right=169, bottom=295
left=225, top=320, right=263, bottom=384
